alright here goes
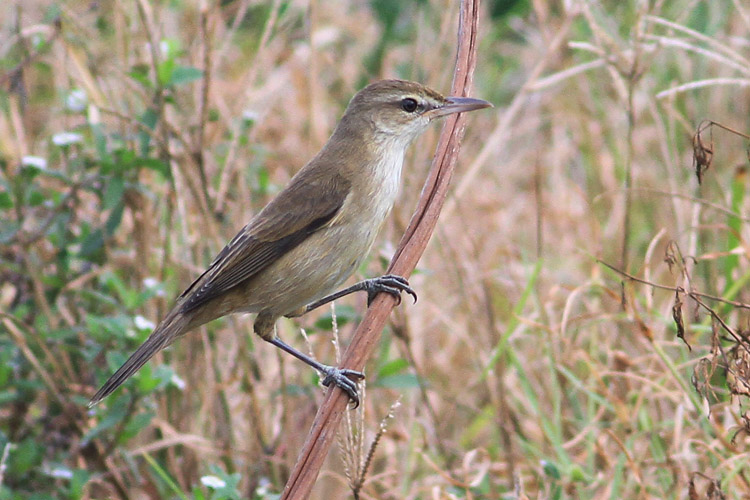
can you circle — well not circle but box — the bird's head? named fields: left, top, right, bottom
left=339, top=79, right=492, bottom=147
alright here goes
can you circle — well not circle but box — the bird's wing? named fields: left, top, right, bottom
left=178, top=168, right=351, bottom=313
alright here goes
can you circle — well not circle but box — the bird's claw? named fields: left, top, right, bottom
left=320, top=366, right=365, bottom=408
left=365, top=274, right=418, bottom=307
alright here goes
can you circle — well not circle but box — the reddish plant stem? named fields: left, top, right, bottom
left=281, top=1, right=484, bottom=497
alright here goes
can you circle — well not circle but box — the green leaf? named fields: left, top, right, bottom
left=134, top=157, right=172, bottom=180
left=120, top=411, right=155, bottom=443
left=168, top=66, right=203, bottom=86
left=69, top=469, right=92, bottom=500
left=0, top=353, right=11, bottom=387
left=157, top=58, right=176, bottom=87
left=137, top=364, right=174, bottom=394
left=103, top=176, right=125, bottom=210
left=377, top=358, right=409, bottom=378
left=138, top=108, right=159, bottom=155
left=313, top=305, right=357, bottom=330
left=570, top=464, right=586, bottom=482
left=375, top=373, right=420, bottom=389
left=101, top=270, right=140, bottom=307
left=542, top=460, right=561, bottom=479
left=206, top=464, right=242, bottom=500
left=10, top=438, right=44, bottom=477
left=140, top=107, right=159, bottom=129
left=28, top=189, right=46, bottom=207
left=81, top=397, right=129, bottom=444
left=91, top=123, right=110, bottom=162
left=86, top=315, right=130, bottom=343
left=128, top=64, right=153, bottom=88
left=0, top=190, right=12, bottom=209
left=193, top=486, right=207, bottom=500
left=256, top=166, right=270, bottom=195
left=143, top=452, right=190, bottom=500
left=79, top=229, right=104, bottom=257
left=105, top=202, right=124, bottom=236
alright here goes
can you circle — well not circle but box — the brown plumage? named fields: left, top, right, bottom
left=89, top=80, right=491, bottom=406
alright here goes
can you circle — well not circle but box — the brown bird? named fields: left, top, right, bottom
left=89, top=79, right=491, bottom=407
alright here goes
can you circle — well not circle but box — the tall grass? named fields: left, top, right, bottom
left=1, top=0, right=749, bottom=498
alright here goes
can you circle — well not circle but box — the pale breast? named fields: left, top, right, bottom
left=230, top=138, right=407, bottom=318
left=345, top=135, right=406, bottom=229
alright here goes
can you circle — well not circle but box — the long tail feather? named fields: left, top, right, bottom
left=89, top=312, right=189, bottom=406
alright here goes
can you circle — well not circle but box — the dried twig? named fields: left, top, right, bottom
left=280, top=0, right=484, bottom=497
left=598, top=259, right=750, bottom=354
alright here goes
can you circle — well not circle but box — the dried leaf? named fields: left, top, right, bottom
left=692, top=122, right=713, bottom=185
left=673, top=290, right=690, bottom=350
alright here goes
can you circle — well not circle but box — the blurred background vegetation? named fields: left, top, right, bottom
left=1, top=0, right=750, bottom=498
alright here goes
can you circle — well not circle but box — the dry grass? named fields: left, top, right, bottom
left=2, top=0, right=750, bottom=498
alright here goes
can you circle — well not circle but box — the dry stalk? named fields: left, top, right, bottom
left=340, top=397, right=401, bottom=499
left=278, top=0, right=484, bottom=497
left=195, top=2, right=213, bottom=210
left=0, top=442, right=11, bottom=488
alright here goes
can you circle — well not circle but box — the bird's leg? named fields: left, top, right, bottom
left=267, top=336, right=364, bottom=407
left=266, top=275, right=415, bottom=406
left=300, top=274, right=417, bottom=314
left=255, top=313, right=364, bottom=406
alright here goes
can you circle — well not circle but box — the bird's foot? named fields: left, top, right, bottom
left=320, top=366, right=365, bottom=408
left=364, top=274, right=418, bottom=306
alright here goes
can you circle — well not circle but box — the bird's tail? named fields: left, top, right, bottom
left=88, top=310, right=191, bottom=407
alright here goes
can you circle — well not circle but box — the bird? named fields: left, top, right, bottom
left=89, top=79, right=491, bottom=407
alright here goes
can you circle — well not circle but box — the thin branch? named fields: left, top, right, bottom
left=279, top=1, right=483, bottom=497
left=598, top=259, right=750, bottom=354
left=643, top=33, right=750, bottom=76
left=655, top=78, right=750, bottom=99
left=644, top=15, right=750, bottom=67
left=598, top=259, right=750, bottom=309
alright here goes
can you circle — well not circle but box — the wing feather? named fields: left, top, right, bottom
left=178, top=168, right=350, bottom=313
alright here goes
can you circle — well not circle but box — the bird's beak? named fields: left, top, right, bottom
left=430, top=96, right=493, bottom=117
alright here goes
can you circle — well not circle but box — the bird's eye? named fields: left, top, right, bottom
left=400, top=98, right=418, bottom=113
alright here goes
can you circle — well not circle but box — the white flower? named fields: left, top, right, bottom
left=242, top=110, right=259, bottom=123
left=142, top=277, right=160, bottom=289
left=52, top=132, right=83, bottom=146
left=48, top=467, right=74, bottom=479
left=171, top=373, right=186, bottom=390
left=21, top=156, right=48, bottom=169
left=65, top=89, right=87, bottom=112
left=200, top=475, right=226, bottom=489
left=134, top=315, right=155, bottom=331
